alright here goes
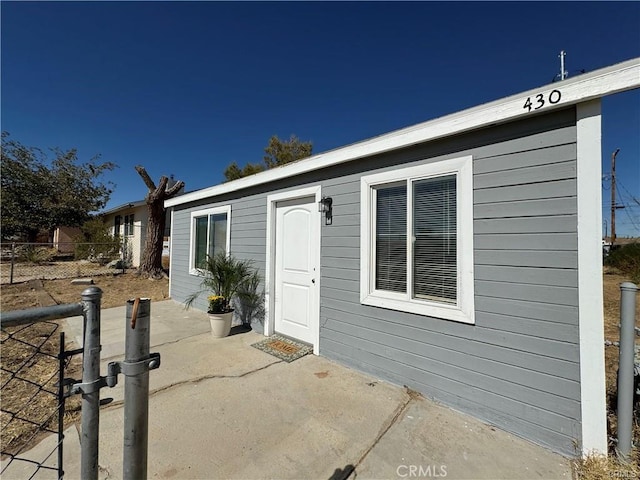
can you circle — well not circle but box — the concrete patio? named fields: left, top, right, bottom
left=3, top=300, right=573, bottom=479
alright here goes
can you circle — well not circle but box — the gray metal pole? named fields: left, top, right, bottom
left=123, top=298, right=151, bottom=480
left=10, top=242, right=15, bottom=284
left=617, top=282, right=638, bottom=460
left=80, top=286, right=103, bottom=480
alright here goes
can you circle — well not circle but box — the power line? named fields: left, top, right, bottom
left=617, top=188, right=640, bottom=231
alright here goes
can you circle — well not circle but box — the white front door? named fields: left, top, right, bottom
left=273, top=196, right=319, bottom=345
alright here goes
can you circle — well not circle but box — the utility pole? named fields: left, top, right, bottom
left=559, top=50, right=567, bottom=80
left=611, top=148, right=620, bottom=245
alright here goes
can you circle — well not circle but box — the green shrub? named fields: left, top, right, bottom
left=74, top=218, right=121, bottom=264
left=605, top=242, right=640, bottom=283
left=16, top=245, right=57, bottom=264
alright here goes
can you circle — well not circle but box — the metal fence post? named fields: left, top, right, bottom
left=10, top=242, right=15, bottom=284
left=617, top=281, right=638, bottom=460
left=57, top=331, right=66, bottom=480
left=80, top=286, right=103, bottom=480
left=123, top=298, right=152, bottom=480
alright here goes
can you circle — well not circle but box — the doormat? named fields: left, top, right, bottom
left=251, top=335, right=312, bottom=363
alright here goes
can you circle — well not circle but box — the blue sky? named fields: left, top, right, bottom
left=2, top=1, right=639, bottom=236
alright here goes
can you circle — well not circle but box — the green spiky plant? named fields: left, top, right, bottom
left=184, top=252, right=260, bottom=314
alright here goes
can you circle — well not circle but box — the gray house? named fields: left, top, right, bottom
left=166, top=58, right=639, bottom=456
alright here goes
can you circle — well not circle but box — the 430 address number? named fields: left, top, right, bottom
left=523, top=89, right=562, bottom=112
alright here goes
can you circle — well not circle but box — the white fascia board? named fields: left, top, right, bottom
left=576, top=100, right=607, bottom=455
left=166, top=57, right=640, bottom=208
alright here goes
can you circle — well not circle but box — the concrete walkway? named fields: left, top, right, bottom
left=4, top=300, right=573, bottom=479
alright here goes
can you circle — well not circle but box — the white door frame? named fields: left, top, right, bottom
left=265, top=185, right=322, bottom=355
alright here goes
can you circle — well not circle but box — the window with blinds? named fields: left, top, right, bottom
left=360, top=155, right=473, bottom=324
left=373, top=176, right=457, bottom=305
left=412, top=175, right=457, bottom=304
left=375, top=184, right=407, bottom=292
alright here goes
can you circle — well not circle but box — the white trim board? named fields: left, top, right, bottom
left=167, top=57, right=639, bottom=209
left=576, top=100, right=607, bottom=455
left=188, top=205, right=232, bottom=276
left=264, top=186, right=322, bottom=355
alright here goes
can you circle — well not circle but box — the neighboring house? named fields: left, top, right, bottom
left=166, top=58, right=639, bottom=456
left=101, top=200, right=148, bottom=267
left=52, top=226, right=82, bottom=253
left=101, top=178, right=181, bottom=267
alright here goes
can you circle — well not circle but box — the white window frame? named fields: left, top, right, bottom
left=360, top=155, right=475, bottom=324
left=189, top=205, right=232, bottom=276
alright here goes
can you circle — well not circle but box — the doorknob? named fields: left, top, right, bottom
left=311, top=278, right=316, bottom=284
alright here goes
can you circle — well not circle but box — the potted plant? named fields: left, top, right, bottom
left=185, top=252, right=260, bottom=337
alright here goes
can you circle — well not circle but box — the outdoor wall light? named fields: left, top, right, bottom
left=318, top=196, right=333, bottom=225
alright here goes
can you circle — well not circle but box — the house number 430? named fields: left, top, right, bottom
left=523, top=89, right=562, bottom=112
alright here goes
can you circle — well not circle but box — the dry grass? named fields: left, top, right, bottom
left=43, top=273, right=170, bottom=309
left=574, top=453, right=640, bottom=479
left=1, top=272, right=170, bottom=312
left=0, top=273, right=169, bottom=456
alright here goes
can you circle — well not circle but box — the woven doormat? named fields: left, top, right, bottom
left=251, top=334, right=312, bottom=363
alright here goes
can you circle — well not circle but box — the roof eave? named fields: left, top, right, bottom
left=166, top=57, right=640, bottom=209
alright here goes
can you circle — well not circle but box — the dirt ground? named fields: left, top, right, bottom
left=0, top=272, right=170, bottom=311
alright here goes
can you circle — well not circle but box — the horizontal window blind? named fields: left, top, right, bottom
left=412, top=175, right=457, bottom=304
left=375, top=184, right=406, bottom=292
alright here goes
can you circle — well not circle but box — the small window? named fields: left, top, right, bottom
left=124, top=214, right=134, bottom=236
left=114, top=215, right=121, bottom=236
left=190, top=206, right=231, bottom=274
left=360, top=156, right=474, bottom=324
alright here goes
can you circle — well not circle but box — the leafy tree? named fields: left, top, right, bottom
left=263, top=134, right=312, bottom=169
left=74, top=218, right=122, bottom=264
left=223, top=134, right=312, bottom=182
left=223, top=161, right=265, bottom=182
left=1, top=132, right=115, bottom=242
left=135, top=166, right=185, bottom=278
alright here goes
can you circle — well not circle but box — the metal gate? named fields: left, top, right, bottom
left=1, top=316, right=82, bottom=478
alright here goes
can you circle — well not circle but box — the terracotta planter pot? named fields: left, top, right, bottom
left=208, top=310, right=233, bottom=337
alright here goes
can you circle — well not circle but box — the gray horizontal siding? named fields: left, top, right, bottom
left=475, top=250, right=577, bottom=268
left=475, top=179, right=576, bottom=204
left=475, top=265, right=577, bottom=286
left=475, top=215, right=577, bottom=234
left=317, top=107, right=580, bottom=455
left=170, top=107, right=581, bottom=454
left=474, top=233, right=576, bottom=251
left=319, top=297, right=580, bottom=373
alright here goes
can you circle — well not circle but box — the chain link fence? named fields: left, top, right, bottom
left=1, top=242, right=131, bottom=285
left=0, top=322, right=80, bottom=478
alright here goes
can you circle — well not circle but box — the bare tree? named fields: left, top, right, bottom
left=135, top=165, right=184, bottom=278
